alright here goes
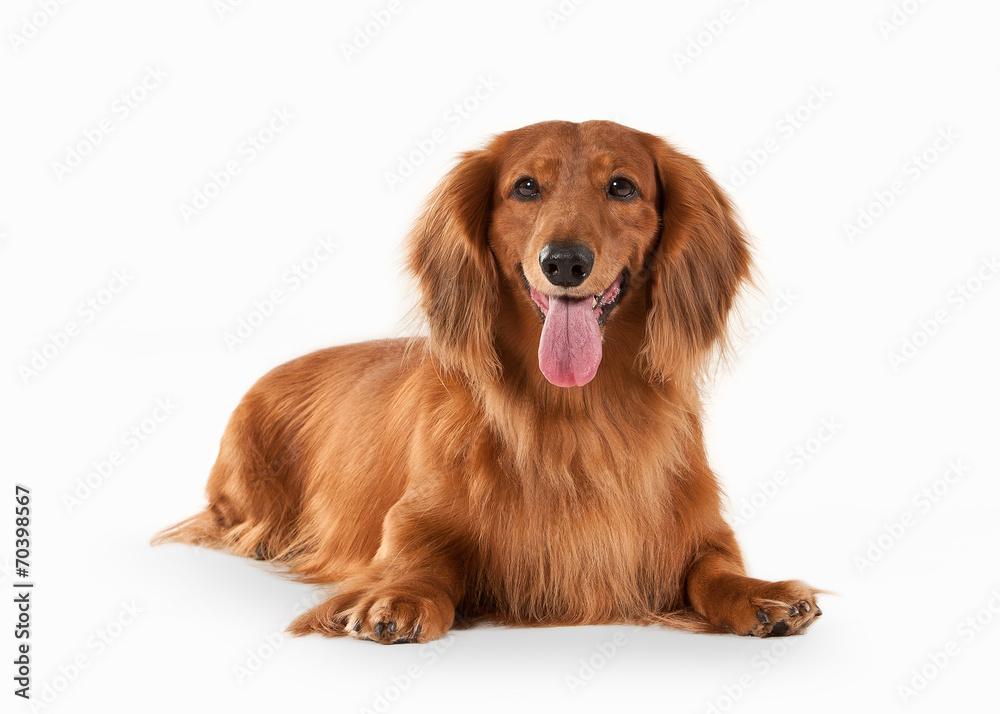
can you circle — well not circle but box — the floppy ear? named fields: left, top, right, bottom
left=407, top=149, right=500, bottom=383
left=640, top=137, right=753, bottom=382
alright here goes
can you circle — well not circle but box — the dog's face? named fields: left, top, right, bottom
left=409, top=120, right=751, bottom=389
left=488, top=122, right=662, bottom=387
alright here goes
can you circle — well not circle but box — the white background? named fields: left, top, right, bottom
left=2, top=1, right=999, bottom=712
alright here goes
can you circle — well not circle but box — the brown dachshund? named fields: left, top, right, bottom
left=154, top=120, right=821, bottom=643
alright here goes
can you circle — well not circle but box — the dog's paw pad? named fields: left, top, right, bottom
left=768, top=620, right=790, bottom=637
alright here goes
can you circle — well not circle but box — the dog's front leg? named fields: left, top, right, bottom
left=288, top=494, right=466, bottom=644
left=685, top=529, right=822, bottom=637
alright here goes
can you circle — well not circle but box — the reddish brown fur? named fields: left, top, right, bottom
left=154, top=121, right=822, bottom=642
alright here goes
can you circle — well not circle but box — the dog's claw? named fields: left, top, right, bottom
left=413, top=624, right=421, bottom=640
left=789, top=605, right=799, bottom=616
left=374, top=622, right=384, bottom=637
left=352, top=619, right=361, bottom=632
left=387, top=622, right=396, bottom=635
left=756, top=609, right=770, bottom=625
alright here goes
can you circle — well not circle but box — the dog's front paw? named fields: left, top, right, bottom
left=288, top=587, right=454, bottom=644
left=745, top=584, right=821, bottom=637
left=702, top=577, right=823, bottom=637
left=348, top=593, right=454, bottom=644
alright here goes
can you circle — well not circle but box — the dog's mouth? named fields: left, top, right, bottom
left=517, top=265, right=629, bottom=388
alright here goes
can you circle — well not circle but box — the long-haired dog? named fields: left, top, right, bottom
left=154, top=120, right=821, bottom=643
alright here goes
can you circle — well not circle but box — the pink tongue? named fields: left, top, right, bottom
left=538, top=295, right=602, bottom=387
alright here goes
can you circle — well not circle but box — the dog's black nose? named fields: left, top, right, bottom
left=539, top=242, right=594, bottom=288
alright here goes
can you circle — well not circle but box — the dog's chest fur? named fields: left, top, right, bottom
left=460, top=416, right=690, bottom=622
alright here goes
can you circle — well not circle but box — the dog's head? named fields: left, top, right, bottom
left=408, top=120, right=751, bottom=388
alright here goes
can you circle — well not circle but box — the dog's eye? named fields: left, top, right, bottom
left=607, top=177, right=637, bottom=199
left=514, top=177, right=541, bottom=200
